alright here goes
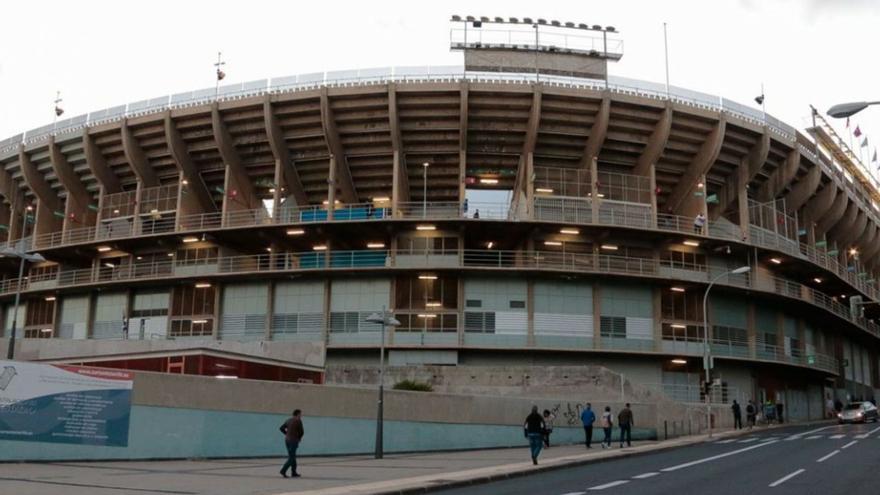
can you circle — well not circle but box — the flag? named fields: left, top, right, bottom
left=846, top=117, right=850, bottom=129
left=861, top=137, right=869, bottom=148
left=855, top=125, right=863, bottom=138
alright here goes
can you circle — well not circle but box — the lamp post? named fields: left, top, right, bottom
left=702, top=265, right=750, bottom=438
left=365, top=307, right=400, bottom=459
left=827, top=101, right=880, bottom=119
left=422, top=162, right=429, bottom=218
left=5, top=207, right=45, bottom=360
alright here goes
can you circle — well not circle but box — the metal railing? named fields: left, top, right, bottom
left=2, top=248, right=876, bottom=342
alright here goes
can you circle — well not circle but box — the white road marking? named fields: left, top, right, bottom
left=739, top=437, right=759, bottom=443
left=559, top=492, right=586, bottom=495
left=854, top=425, right=880, bottom=439
left=588, top=480, right=629, bottom=490
left=631, top=472, right=660, bottom=479
left=790, top=425, right=835, bottom=437
left=715, top=439, right=737, bottom=444
left=841, top=440, right=858, bottom=449
left=816, top=450, right=840, bottom=463
left=829, top=434, right=845, bottom=439
left=661, top=440, right=779, bottom=472
left=806, top=435, right=822, bottom=440
left=768, top=468, right=805, bottom=487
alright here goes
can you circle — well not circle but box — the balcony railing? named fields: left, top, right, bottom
left=2, top=249, right=877, bottom=344
left=5, top=195, right=879, bottom=316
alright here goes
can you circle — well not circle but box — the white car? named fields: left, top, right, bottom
left=838, top=402, right=879, bottom=424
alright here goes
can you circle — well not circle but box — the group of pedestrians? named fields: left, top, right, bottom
left=524, top=403, right=635, bottom=465
left=730, top=399, right=785, bottom=430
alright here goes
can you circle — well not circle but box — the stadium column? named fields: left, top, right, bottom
left=527, top=280, right=535, bottom=348
left=388, top=85, right=409, bottom=218
left=0, top=203, right=9, bottom=244
left=212, top=283, right=222, bottom=340
left=0, top=166, right=25, bottom=241
left=19, top=146, right=62, bottom=244
left=747, top=300, right=757, bottom=359
left=736, top=156, right=751, bottom=242
left=327, top=156, right=337, bottom=221
left=651, top=287, right=662, bottom=351
left=592, top=281, right=601, bottom=350
left=265, top=281, right=275, bottom=340
left=213, top=103, right=259, bottom=227
left=591, top=156, right=600, bottom=224
left=776, top=311, right=785, bottom=361
left=322, top=279, right=331, bottom=347
left=49, top=136, right=96, bottom=235
left=458, top=83, right=469, bottom=208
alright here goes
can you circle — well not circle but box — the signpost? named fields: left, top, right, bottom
left=0, top=360, right=133, bottom=447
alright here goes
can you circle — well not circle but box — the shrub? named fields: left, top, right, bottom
left=392, top=379, right=434, bottom=392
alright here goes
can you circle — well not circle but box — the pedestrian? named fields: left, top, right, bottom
left=617, top=403, right=633, bottom=448
left=473, top=208, right=480, bottom=219
left=693, top=213, right=706, bottom=233
left=600, top=406, right=614, bottom=449
left=731, top=400, right=742, bottom=430
left=834, top=398, right=843, bottom=414
left=775, top=398, right=784, bottom=424
left=524, top=405, right=546, bottom=465
left=826, top=397, right=835, bottom=419
left=746, top=400, right=756, bottom=429
left=542, top=409, right=556, bottom=448
left=279, top=409, right=304, bottom=478
left=580, top=403, right=596, bottom=449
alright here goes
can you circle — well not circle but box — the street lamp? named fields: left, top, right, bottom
left=365, top=307, right=401, bottom=459
left=422, top=162, right=429, bottom=218
left=827, top=101, right=880, bottom=119
left=702, top=265, right=750, bottom=438
left=3, top=208, right=45, bottom=359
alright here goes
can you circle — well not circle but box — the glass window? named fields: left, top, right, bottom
left=600, top=316, right=626, bottom=339
left=395, top=275, right=458, bottom=310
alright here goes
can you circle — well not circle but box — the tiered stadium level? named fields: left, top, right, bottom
left=1, top=68, right=879, bottom=408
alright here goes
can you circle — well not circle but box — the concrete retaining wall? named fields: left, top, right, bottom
left=0, top=371, right=658, bottom=462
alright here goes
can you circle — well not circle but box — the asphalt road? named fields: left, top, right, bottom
left=434, top=421, right=880, bottom=495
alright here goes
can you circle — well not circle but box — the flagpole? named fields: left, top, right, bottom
left=663, top=22, right=670, bottom=99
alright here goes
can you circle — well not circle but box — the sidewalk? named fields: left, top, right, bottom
left=288, top=427, right=756, bottom=495
left=0, top=423, right=816, bottom=495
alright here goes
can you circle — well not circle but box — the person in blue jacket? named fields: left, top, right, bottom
left=580, top=402, right=596, bottom=449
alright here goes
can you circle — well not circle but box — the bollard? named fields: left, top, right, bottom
left=688, top=419, right=692, bottom=435
left=664, top=420, right=668, bottom=440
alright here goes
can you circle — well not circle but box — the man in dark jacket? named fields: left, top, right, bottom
left=524, top=405, right=546, bottom=465
left=618, top=403, right=634, bottom=447
left=731, top=400, right=742, bottom=429
left=580, top=403, right=596, bottom=449
left=746, top=400, right=756, bottom=429
left=279, top=409, right=305, bottom=478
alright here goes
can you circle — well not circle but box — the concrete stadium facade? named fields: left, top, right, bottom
left=0, top=67, right=878, bottom=419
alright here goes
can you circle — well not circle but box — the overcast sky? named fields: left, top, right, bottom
left=2, top=0, right=879, bottom=166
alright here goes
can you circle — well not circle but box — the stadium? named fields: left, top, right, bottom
left=0, top=16, right=877, bottom=422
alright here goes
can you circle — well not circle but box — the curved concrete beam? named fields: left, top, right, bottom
left=817, top=195, right=858, bottom=234
left=634, top=104, right=672, bottom=176
left=211, top=104, right=259, bottom=210
left=319, top=89, right=358, bottom=203
left=83, top=132, right=122, bottom=194
left=759, top=148, right=800, bottom=201
left=816, top=191, right=850, bottom=236
left=387, top=86, right=409, bottom=205
left=121, top=120, right=159, bottom=187
left=783, top=162, right=822, bottom=212
left=665, top=116, right=726, bottom=213
left=264, top=97, right=308, bottom=206
left=164, top=113, right=215, bottom=212
left=18, top=147, right=60, bottom=213
left=580, top=96, right=610, bottom=168
left=834, top=210, right=867, bottom=250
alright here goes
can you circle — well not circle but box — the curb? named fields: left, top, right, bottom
left=306, top=420, right=833, bottom=495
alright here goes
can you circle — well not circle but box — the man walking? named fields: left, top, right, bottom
left=693, top=213, right=706, bottom=233
left=524, top=405, right=546, bottom=465
left=731, top=400, right=742, bottom=429
left=580, top=403, right=596, bottom=449
left=279, top=409, right=304, bottom=478
left=618, top=403, right=633, bottom=448
left=745, top=400, right=756, bottom=429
